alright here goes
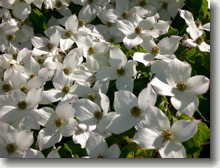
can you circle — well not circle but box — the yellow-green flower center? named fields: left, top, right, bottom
left=94, top=111, right=103, bottom=120
left=117, top=68, right=125, bottom=76
left=17, top=101, right=27, bottom=110
left=130, top=106, right=142, bottom=117
left=176, top=81, right=187, bottom=91
left=55, top=118, right=66, bottom=127
left=151, top=46, right=160, bottom=56
left=162, top=129, right=173, bottom=140
left=62, top=86, right=70, bottom=94
left=2, top=83, right=12, bottom=92
left=6, top=143, right=17, bottom=154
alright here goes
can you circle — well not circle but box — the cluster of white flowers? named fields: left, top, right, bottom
left=0, top=0, right=210, bottom=158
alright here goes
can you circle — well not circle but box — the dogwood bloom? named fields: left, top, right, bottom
left=86, top=132, right=120, bottom=158
left=107, top=84, right=157, bottom=134
left=0, top=121, right=33, bottom=158
left=96, top=47, right=137, bottom=91
left=151, top=58, right=210, bottom=116
left=37, top=103, right=76, bottom=150
left=117, top=14, right=169, bottom=48
left=133, top=36, right=181, bottom=66
left=179, top=9, right=210, bottom=52
left=134, top=106, right=198, bottom=158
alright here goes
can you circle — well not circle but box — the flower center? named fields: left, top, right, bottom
left=122, top=11, right=129, bottom=19
left=176, top=81, right=187, bottom=91
left=161, top=2, right=168, bottom=9
left=195, top=37, right=204, bottom=45
left=135, top=26, right=143, bottom=34
left=17, top=101, right=27, bottom=110
left=94, top=111, right=103, bottom=120
left=20, top=86, right=29, bottom=94
left=47, top=43, right=54, bottom=50
left=79, top=20, right=86, bottom=27
left=64, top=31, right=73, bottom=38
left=2, top=83, right=12, bottom=92
left=6, top=143, right=17, bottom=154
left=116, top=68, right=125, bottom=76
left=55, top=0, right=63, bottom=8
left=87, top=92, right=97, bottom=101
left=195, top=20, right=202, bottom=27
left=106, top=22, right=113, bottom=27
left=55, top=118, right=66, bottom=127
left=97, top=154, right=104, bottom=158
left=12, top=53, right=18, bottom=60
left=36, top=55, right=46, bottom=64
left=139, top=0, right=146, bottom=7
left=162, top=129, right=173, bottom=140
left=151, top=46, right=160, bottom=56
left=29, top=74, right=36, bottom=79
left=63, top=68, right=72, bottom=75
left=130, top=106, right=142, bottom=117
left=87, top=0, right=93, bottom=4
left=88, top=47, right=96, bottom=55
left=7, top=34, right=16, bottom=41
left=62, top=86, right=70, bottom=94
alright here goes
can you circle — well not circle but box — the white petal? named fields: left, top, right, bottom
left=159, top=141, right=186, bottom=158
left=59, top=118, right=77, bottom=137
left=109, top=47, right=127, bottom=68
left=60, top=39, right=74, bottom=51
left=98, top=90, right=110, bottom=113
left=138, top=84, right=157, bottom=110
left=172, top=120, right=198, bottom=142
left=65, top=15, right=78, bottom=32
left=158, top=36, right=182, bottom=55
left=150, top=77, right=174, bottom=96
left=41, top=89, right=62, bottom=104
left=15, top=130, right=33, bottom=150
left=116, top=76, right=134, bottom=92
left=24, top=149, right=44, bottom=158
left=86, top=133, right=107, bottom=157
left=186, top=75, right=210, bottom=95
left=137, top=106, right=170, bottom=131
left=133, top=128, right=163, bottom=149
left=198, top=42, right=210, bottom=52
left=12, top=2, right=31, bottom=20
left=133, top=52, right=154, bottom=66
left=74, top=99, right=100, bottom=122
left=37, top=128, right=62, bottom=150
left=123, top=34, right=143, bottom=49
left=105, top=144, right=120, bottom=158
left=114, top=90, right=138, bottom=114
left=107, top=113, right=137, bottom=134
left=171, top=95, right=199, bottom=117
left=78, top=4, right=96, bottom=23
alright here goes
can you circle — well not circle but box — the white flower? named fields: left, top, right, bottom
left=86, top=132, right=120, bottom=158
left=74, top=92, right=117, bottom=135
left=107, top=84, right=157, bottom=134
left=0, top=121, right=33, bottom=158
left=116, top=14, right=170, bottom=48
left=72, top=123, right=96, bottom=148
left=133, top=36, right=181, bottom=66
left=37, top=103, right=76, bottom=150
left=133, top=106, right=198, bottom=158
left=32, top=30, right=61, bottom=54
left=96, top=47, right=137, bottom=91
left=152, top=0, right=185, bottom=20
left=151, top=58, right=210, bottom=116
left=179, top=9, right=210, bottom=52
left=75, top=0, right=110, bottom=23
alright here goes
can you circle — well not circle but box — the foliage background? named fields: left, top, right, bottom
left=27, top=0, right=210, bottom=158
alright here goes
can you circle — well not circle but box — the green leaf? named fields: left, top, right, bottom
left=183, top=122, right=210, bottom=158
